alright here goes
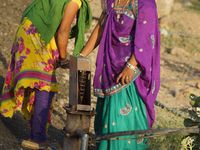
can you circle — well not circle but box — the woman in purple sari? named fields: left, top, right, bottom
left=80, top=0, right=160, bottom=149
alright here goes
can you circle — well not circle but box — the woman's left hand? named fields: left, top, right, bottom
left=56, top=58, right=69, bottom=69
left=116, top=66, right=134, bottom=85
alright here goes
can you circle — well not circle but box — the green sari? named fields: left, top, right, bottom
left=22, top=0, right=92, bottom=55
left=94, top=82, right=149, bottom=150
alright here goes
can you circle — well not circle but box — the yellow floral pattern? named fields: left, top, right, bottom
left=0, top=18, right=59, bottom=119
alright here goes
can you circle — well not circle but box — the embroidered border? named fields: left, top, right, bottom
left=115, top=9, right=135, bottom=19
left=119, top=35, right=133, bottom=44
left=134, top=0, right=138, bottom=17
left=94, top=68, right=141, bottom=97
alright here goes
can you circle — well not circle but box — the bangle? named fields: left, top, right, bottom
left=79, top=53, right=86, bottom=57
left=59, top=57, right=67, bottom=62
left=126, top=62, right=137, bottom=72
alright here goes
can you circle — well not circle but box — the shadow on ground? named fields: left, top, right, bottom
left=0, top=51, right=8, bottom=69
left=0, top=112, right=64, bottom=149
left=163, top=58, right=200, bottom=77
left=0, top=76, right=4, bottom=94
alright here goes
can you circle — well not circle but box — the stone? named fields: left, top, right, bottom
left=156, top=0, right=174, bottom=18
left=169, top=88, right=180, bottom=97
left=195, top=82, right=200, bottom=89
left=160, top=60, right=165, bottom=65
left=170, top=47, right=189, bottom=56
left=160, top=28, right=170, bottom=37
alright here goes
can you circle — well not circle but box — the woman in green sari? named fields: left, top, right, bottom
left=80, top=0, right=160, bottom=149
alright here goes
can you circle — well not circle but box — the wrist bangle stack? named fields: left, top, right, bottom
left=59, top=57, right=67, bottom=62
left=57, top=57, right=69, bottom=69
left=126, top=62, right=137, bottom=72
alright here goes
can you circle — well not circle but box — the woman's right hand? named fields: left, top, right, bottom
left=116, top=66, right=135, bottom=85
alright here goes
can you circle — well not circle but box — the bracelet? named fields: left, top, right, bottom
left=59, top=57, right=67, bottom=62
left=126, top=62, right=137, bottom=72
left=79, top=53, right=86, bottom=57
left=59, top=57, right=68, bottom=64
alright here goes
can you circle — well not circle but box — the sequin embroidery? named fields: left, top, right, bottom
left=120, top=103, right=132, bottom=115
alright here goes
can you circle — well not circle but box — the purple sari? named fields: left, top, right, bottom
left=94, top=0, right=160, bottom=128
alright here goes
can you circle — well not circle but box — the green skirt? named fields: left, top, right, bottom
left=94, top=82, right=149, bottom=150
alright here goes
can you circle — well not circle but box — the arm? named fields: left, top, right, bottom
left=116, top=3, right=139, bottom=85
left=56, top=1, right=80, bottom=60
left=128, top=54, right=138, bottom=66
left=80, top=11, right=106, bottom=57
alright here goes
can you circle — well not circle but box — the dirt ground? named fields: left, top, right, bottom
left=0, top=0, right=200, bottom=149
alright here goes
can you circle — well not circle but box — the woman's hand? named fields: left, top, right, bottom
left=56, top=57, right=70, bottom=69
left=116, top=54, right=139, bottom=85
left=116, top=66, right=135, bottom=85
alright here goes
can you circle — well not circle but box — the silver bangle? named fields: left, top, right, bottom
left=126, top=62, right=137, bottom=71
left=79, top=53, right=85, bottom=57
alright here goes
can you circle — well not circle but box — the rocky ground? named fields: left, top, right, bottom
left=0, top=0, right=200, bottom=149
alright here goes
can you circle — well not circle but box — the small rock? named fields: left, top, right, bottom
left=170, top=47, right=189, bottom=56
left=160, top=28, right=170, bottom=37
left=169, top=88, right=179, bottom=97
left=160, top=60, right=165, bottom=65
left=195, top=82, right=200, bottom=89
